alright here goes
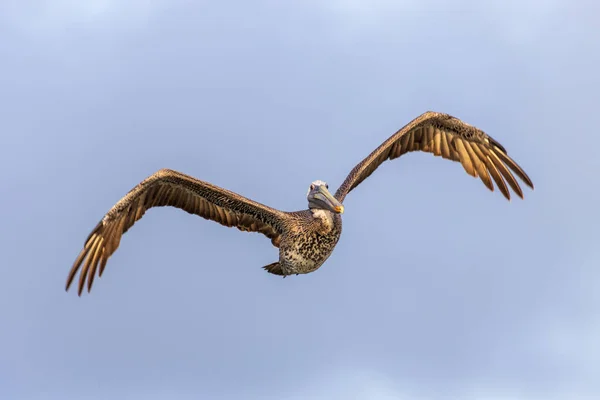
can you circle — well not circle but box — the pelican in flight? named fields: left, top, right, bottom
left=66, top=111, right=534, bottom=295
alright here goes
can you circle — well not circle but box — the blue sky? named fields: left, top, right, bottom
left=1, top=1, right=599, bottom=399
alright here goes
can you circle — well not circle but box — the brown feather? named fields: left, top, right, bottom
left=469, top=142, right=509, bottom=199
left=453, top=138, right=477, bottom=177
left=440, top=129, right=452, bottom=159
left=492, top=147, right=534, bottom=189
left=463, top=141, right=492, bottom=191
left=487, top=149, right=524, bottom=198
left=432, top=128, right=442, bottom=156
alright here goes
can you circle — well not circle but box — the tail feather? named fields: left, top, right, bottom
left=262, top=262, right=285, bottom=276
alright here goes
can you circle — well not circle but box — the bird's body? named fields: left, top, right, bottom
left=66, top=111, right=534, bottom=295
left=266, top=209, right=343, bottom=276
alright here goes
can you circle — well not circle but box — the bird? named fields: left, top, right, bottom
left=66, top=111, right=534, bottom=295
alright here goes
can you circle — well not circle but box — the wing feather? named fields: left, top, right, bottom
left=335, top=111, right=534, bottom=202
left=66, top=168, right=286, bottom=295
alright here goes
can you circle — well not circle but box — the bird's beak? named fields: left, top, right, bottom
left=314, top=186, right=344, bottom=214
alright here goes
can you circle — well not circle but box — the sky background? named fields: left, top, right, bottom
left=1, top=1, right=599, bottom=399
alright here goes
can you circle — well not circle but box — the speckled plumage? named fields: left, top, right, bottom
left=263, top=209, right=343, bottom=276
left=66, top=111, right=534, bottom=295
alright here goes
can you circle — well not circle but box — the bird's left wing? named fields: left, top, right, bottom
left=335, top=111, right=534, bottom=203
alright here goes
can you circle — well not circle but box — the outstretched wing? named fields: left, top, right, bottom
left=335, top=111, right=534, bottom=203
left=66, top=168, right=287, bottom=295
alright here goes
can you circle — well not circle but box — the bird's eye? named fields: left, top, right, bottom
left=325, top=184, right=329, bottom=189
left=310, top=184, right=315, bottom=190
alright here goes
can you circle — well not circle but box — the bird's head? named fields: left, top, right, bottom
left=307, top=180, right=344, bottom=214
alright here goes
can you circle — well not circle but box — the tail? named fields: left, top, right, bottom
left=262, top=262, right=286, bottom=277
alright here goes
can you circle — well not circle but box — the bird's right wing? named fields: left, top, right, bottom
left=66, top=168, right=287, bottom=295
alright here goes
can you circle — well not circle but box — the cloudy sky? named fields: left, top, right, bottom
left=1, top=1, right=599, bottom=399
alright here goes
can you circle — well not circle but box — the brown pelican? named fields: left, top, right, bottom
left=66, top=111, right=534, bottom=295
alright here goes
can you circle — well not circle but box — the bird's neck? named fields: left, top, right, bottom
left=310, top=209, right=335, bottom=233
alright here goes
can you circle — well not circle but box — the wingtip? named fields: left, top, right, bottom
left=65, top=279, right=73, bottom=293
left=528, top=182, right=535, bottom=190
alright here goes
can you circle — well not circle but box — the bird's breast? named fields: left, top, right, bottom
left=281, top=224, right=342, bottom=274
